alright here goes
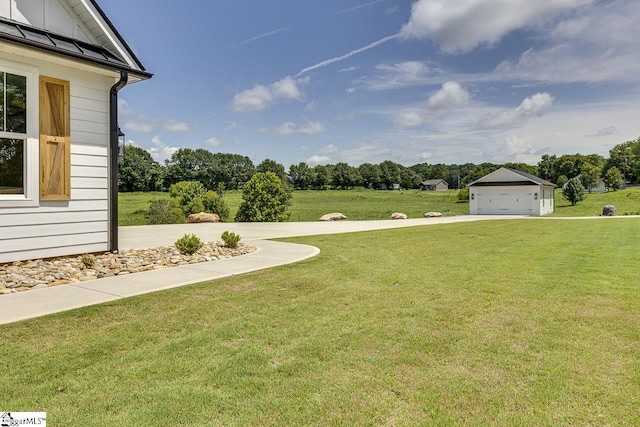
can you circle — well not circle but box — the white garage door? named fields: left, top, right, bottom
left=476, top=189, right=532, bottom=215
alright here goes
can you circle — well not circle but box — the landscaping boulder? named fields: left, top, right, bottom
left=390, top=212, right=407, bottom=220
left=319, top=212, right=347, bottom=221
left=602, top=205, right=617, bottom=216
left=187, top=212, right=220, bottom=223
left=424, top=212, right=443, bottom=218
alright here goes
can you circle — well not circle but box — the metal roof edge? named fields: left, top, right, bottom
left=85, top=0, right=149, bottom=73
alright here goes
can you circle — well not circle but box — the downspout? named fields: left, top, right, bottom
left=109, top=71, right=128, bottom=253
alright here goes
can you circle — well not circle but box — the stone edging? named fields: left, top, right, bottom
left=0, top=242, right=256, bottom=295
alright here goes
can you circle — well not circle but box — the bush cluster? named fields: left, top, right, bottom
left=221, top=231, right=241, bottom=248
left=145, top=198, right=183, bottom=224
left=174, top=233, right=203, bottom=255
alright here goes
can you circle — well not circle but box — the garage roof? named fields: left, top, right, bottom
left=467, top=167, right=556, bottom=187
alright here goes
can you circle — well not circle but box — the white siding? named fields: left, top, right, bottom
left=0, top=53, right=115, bottom=263
left=0, top=0, right=94, bottom=41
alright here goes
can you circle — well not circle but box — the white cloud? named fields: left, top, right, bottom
left=263, top=121, right=327, bottom=135
left=275, top=122, right=297, bottom=135
left=163, top=119, right=190, bottom=132
left=321, top=144, right=338, bottom=153
left=427, top=81, right=470, bottom=111
left=304, top=101, right=317, bottom=111
left=225, top=121, right=239, bottom=131
left=306, top=155, right=330, bottom=166
left=299, top=121, right=327, bottom=135
left=231, top=84, right=273, bottom=112
left=586, top=126, right=618, bottom=138
left=147, top=136, right=179, bottom=163
left=479, top=92, right=554, bottom=128
left=272, top=76, right=306, bottom=100
left=385, top=6, right=399, bottom=15
left=394, top=111, right=424, bottom=128
left=365, top=61, right=437, bottom=91
left=118, top=98, right=133, bottom=115
left=122, top=120, right=154, bottom=134
left=205, top=137, right=223, bottom=147
left=346, top=88, right=356, bottom=95
left=231, top=76, right=310, bottom=112
left=400, top=0, right=593, bottom=53
left=339, top=66, right=359, bottom=73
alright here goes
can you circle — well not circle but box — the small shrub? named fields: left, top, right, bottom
left=80, top=253, right=96, bottom=269
left=175, top=233, right=203, bottom=255
left=457, top=187, right=469, bottom=202
left=221, top=231, right=241, bottom=248
left=146, top=198, right=183, bottom=224
left=204, top=190, right=230, bottom=220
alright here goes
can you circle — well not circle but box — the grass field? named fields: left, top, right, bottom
left=551, top=187, right=640, bottom=216
left=119, top=187, right=640, bottom=226
left=119, top=189, right=468, bottom=226
left=2, top=219, right=639, bottom=425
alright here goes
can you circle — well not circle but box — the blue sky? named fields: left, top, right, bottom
left=100, top=0, right=640, bottom=168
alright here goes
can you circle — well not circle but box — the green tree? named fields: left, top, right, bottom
left=288, top=162, right=314, bottom=190
left=537, top=154, right=556, bottom=180
left=169, top=181, right=207, bottom=215
left=164, top=148, right=216, bottom=189
left=311, top=165, right=331, bottom=190
left=118, top=146, right=164, bottom=192
left=606, top=141, right=634, bottom=184
left=399, top=168, right=422, bottom=189
left=378, top=160, right=402, bottom=189
left=556, top=175, right=568, bottom=188
left=203, top=190, right=230, bottom=220
left=331, top=162, right=360, bottom=189
left=257, top=158, right=288, bottom=183
left=579, top=162, right=601, bottom=193
left=358, top=163, right=381, bottom=189
left=562, top=177, right=586, bottom=206
left=603, top=166, right=624, bottom=191
left=235, top=172, right=292, bottom=222
left=212, top=153, right=255, bottom=190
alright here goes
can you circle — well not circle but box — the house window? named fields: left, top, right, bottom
left=0, top=60, right=38, bottom=207
left=0, top=71, right=27, bottom=195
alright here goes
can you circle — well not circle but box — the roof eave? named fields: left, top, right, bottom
left=85, top=0, right=148, bottom=73
left=0, top=35, right=152, bottom=81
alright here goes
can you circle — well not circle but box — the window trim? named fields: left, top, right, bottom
left=0, top=59, right=39, bottom=208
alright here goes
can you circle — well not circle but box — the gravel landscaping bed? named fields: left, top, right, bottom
left=0, top=242, right=256, bottom=295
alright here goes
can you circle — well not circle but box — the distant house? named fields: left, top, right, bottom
left=467, top=168, right=556, bottom=216
left=420, top=179, right=448, bottom=191
left=0, top=0, right=151, bottom=263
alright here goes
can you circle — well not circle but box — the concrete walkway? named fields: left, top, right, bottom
left=0, top=214, right=578, bottom=325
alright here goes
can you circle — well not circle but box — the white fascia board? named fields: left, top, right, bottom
left=78, top=0, right=140, bottom=72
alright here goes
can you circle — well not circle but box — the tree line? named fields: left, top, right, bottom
left=118, top=137, right=640, bottom=192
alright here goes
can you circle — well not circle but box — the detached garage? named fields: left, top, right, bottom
left=468, top=168, right=556, bottom=216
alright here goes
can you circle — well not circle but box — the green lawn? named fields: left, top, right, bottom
left=2, top=219, right=639, bottom=425
left=551, top=187, right=640, bottom=216
left=119, top=187, right=640, bottom=226
left=119, top=189, right=469, bottom=226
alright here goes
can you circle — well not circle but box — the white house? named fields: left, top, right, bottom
left=0, top=0, right=151, bottom=263
left=467, top=167, right=556, bottom=216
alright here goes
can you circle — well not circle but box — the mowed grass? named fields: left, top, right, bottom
left=551, top=187, right=640, bottom=217
left=119, top=189, right=468, bottom=225
left=1, top=219, right=639, bottom=425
